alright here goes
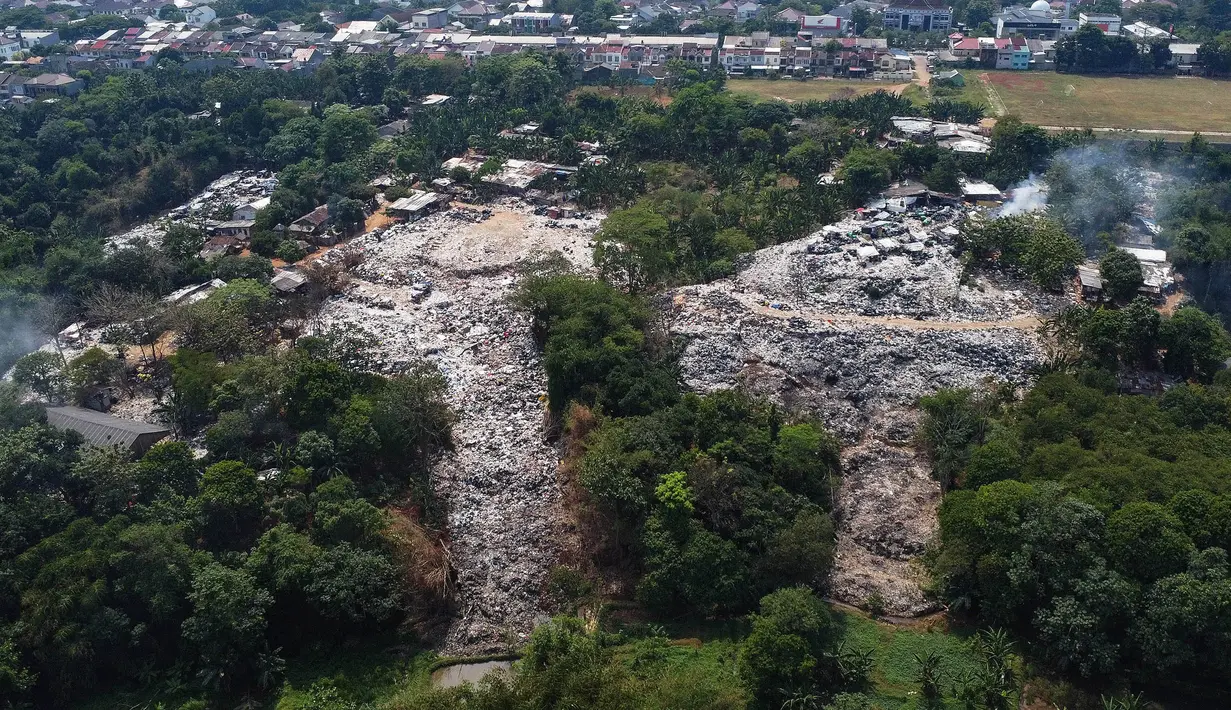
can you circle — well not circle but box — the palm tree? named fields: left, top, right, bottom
left=914, top=650, right=945, bottom=710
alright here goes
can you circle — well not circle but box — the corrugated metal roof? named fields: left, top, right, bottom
left=46, top=406, right=170, bottom=450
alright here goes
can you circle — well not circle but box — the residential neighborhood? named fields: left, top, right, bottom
left=0, top=0, right=1212, bottom=105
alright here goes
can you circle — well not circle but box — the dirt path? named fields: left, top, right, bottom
left=733, top=292, right=1041, bottom=331
left=912, top=54, right=931, bottom=89
left=978, top=73, right=1008, bottom=116
left=1036, top=125, right=1231, bottom=137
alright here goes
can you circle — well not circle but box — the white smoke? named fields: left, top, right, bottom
left=998, top=174, right=1049, bottom=217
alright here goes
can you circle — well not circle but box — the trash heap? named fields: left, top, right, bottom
left=107, top=170, right=278, bottom=251
left=665, top=207, right=1067, bottom=616
left=316, top=201, right=600, bottom=654
left=745, top=204, right=1068, bottom=322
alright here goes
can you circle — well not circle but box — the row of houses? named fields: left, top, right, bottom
left=934, top=30, right=1203, bottom=72
left=62, top=18, right=910, bottom=79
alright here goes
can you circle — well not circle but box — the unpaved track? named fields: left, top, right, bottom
left=732, top=292, right=1041, bottom=331
left=912, top=54, right=931, bottom=88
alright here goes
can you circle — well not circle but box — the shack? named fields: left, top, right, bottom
left=288, top=205, right=334, bottom=245
left=46, top=406, right=171, bottom=455
left=960, top=179, right=1003, bottom=205
left=212, top=219, right=254, bottom=239
left=271, top=268, right=308, bottom=293
left=1078, top=265, right=1103, bottom=301
left=199, top=236, right=241, bottom=260
left=386, top=191, right=443, bottom=220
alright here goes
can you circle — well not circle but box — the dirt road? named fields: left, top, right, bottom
left=1036, top=125, right=1231, bottom=137
left=734, top=291, right=1042, bottom=332
left=977, top=73, right=1008, bottom=116
left=912, top=54, right=931, bottom=88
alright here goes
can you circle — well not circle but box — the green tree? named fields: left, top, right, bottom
left=1105, top=502, right=1194, bottom=583
left=772, top=423, right=839, bottom=504
left=593, top=205, right=674, bottom=292
left=1099, top=248, right=1144, bottom=303
left=318, top=105, right=377, bottom=163
left=1160, top=306, right=1231, bottom=382
left=181, top=563, right=280, bottom=697
left=837, top=147, right=896, bottom=204
left=194, top=460, right=264, bottom=550
left=10, top=351, right=66, bottom=402
left=740, top=587, right=844, bottom=709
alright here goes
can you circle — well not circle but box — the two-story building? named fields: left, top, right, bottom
left=0, top=35, right=22, bottom=59
left=994, top=5, right=1077, bottom=39
left=1078, top=12, right=1121, bottom=35
left=185, top=5, right=217, bottom=27
left=23, top=73, right=82, bottom=97
left=883, top=0, right=952, bottom=32
left=411, top=8, right=450, bottom=29
left=801, top=15, right=844, bottom=37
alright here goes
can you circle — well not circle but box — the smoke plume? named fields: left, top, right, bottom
left=998, top=175, right=1049, bottom=217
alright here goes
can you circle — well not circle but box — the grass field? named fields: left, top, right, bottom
left=965, top=70, right=1231, bottom=133
left=728, top=77, right=907, bottom=102
left=662, top=607, right=984, bottom=708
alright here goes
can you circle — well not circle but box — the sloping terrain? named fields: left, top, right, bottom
left=666, top=214, right=1063, bottom=614
left=318, top=202, right=602, bottom=653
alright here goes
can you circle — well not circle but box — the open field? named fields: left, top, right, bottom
left=663, top=607, right=983, bottom=709
left=728, top=77, right=907, bottom=102
left=571, top=84, right=671, bottom=104
left=966, top=70, right=1231, bottom=133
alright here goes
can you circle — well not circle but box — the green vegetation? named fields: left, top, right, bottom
left=923, top=372, right=1231, bottom=702
left=959, top=213, right=1084, bottom=290
left=0, top=320, right=456, bottom=707
left=516, top=266, right=840, bottom=617
left=1099, top=249, right=1145, bottom=304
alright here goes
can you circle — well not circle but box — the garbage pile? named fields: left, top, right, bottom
left=107, top=170, right=278, bottom=251
left=741, top=205, right=1068, bottom=322
left=315, top=202, right=601, bottom=654
left=665, top=208, right=1063, bottom=616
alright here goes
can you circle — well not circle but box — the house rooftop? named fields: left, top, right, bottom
left=46, top=406, right=171, bottom=453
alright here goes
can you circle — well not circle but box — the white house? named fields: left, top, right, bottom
left=0, top=35, right=21, bottom=59
left=736, top=1, right=760, bottom=20
left=411, top=7, right=450, bottom=29
left=1078, top=12, right=1121, bottom=35
left=185, top=5, right=217, bottom=26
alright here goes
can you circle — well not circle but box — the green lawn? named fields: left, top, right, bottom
left=78, top=636, right=438, bottom=710
left=657, top=607, right=983, bottom=708
left=963, top=70, right=1231, bottom=133
left=930, top=77, right=992, bottom=110
left=836, top=612, right=982, bottom=707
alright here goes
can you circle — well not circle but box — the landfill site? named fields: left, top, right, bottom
left=313, top=191, right=1066, bottom=632
left=106, top=170, right=278, bottom=251
left=60, top=167, right=1079, bottom=644
left=665, top=199, right=1064, bottom=615
left=313, top=199, right=602, bottom=653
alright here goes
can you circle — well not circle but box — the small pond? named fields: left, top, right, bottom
left=430, top=660, right=514, bottom=689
